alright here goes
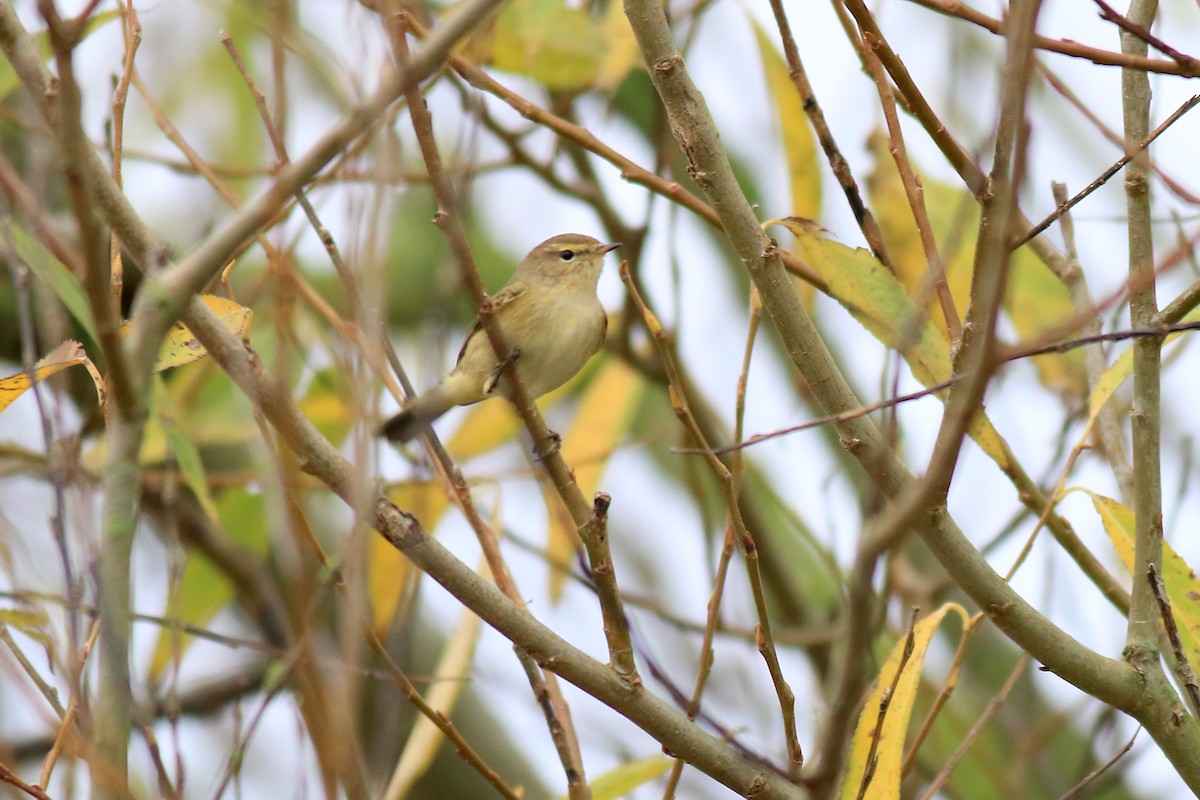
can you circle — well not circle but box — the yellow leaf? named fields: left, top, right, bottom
left=1086, top=309, right=1199, bottom=423
left=865, top=132, right=1084, bottom=396
left=0, top=340, right=104, bottom=413
left=595, top=0, right=641, bottom=92
left=119, top=295, right=252, bottom=373
left=299, top=368, right=353, bottom=448
left=0, top=606, right=54, bottom=652
left=1079, top=490, right=1200, bottom=672
left=543, top=478, right=579, bottom=600
left=561, top=359, right=644, bottom=497
left=372, top=482, right=450, bottom=633
left=789, top=228, right=952, bottom=387
left=752, top=22, right=820, bottom=222
left=446, top=398, right=523, bottom=461
left=546, top=359, right=643, bottom=599
left=553, top=754, right=673, bottom=800
left=1007, top=248, right=1086, bottom=398
left=773, top=222, right=1012, bottom=471
left=148, top=487, right=269, bottom=678
left=840, top=603, right=971, bottom=800
left=865, top=130, right=972, bottom=334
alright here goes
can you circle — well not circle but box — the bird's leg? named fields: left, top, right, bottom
left=484, top=348, right=521, bottom=395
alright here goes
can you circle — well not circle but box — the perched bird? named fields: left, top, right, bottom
left=380, top=233, right=620, bottom=443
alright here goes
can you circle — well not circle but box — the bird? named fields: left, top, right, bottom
left=380, top=233, right=620, bottom=443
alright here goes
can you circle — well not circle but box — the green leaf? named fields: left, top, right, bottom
left=9, top=225, right=96, bottom=341
left=157, top=379, right=220, bottom=522
left=148, top=486, right=269, bottom=678
left=772, top=222, right=1013, bottom=471
left=0, top=606, right=55, bottom=652
left=487, top=0, right=611, bottom=91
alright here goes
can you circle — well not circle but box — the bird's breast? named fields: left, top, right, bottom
left=504, top=291, right=605, bottom=397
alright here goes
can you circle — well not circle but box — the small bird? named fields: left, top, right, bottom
left=381, top=233, right=620, bottom=443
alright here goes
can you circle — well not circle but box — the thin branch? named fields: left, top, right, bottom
left=1148, top=564, right=1200, bottom=717
left=1052, top=180, right=1133, bottom=500
left=1121, top=0, right=1166, bottom=665
left=764, top=0, right=895, bottom=273
left=179, top=294, right=809, bottom=798
left=1091, top=0, right=1200, bottom=70
left=404, top=16, right=829, bottom=291
left=622, top=265, right=804, bottom=778
left=859, top=32, right=960, bottom=341
left=0, top=761, right=52, bottom=800
left=390, top=18, right=602, bottom=796
left=903, top=0, right=1198, bottom=77
left=1058, top=727, right=1140, bottom=800
left=915, top=655, right=1030, bottom=800
left=1012, top=94, right=1200, bottom=248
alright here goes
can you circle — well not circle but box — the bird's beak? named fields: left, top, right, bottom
left=599, top=242, right=622, bottom=254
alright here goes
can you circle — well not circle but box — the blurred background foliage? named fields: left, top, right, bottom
left=2, top=0, right=1197, bottom=797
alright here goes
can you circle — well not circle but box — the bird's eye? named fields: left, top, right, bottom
left=558, top=249, right=575, bottom=261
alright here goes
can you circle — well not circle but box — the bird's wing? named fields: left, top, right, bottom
left=455, top=283, right=527, bottom=365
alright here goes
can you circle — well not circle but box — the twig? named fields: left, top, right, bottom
left=764, top=0, right=895, bottom=273
left=180, top=291, right=808, bottom=798
left=109, top=1, right=140, bottom=317
left=1058, top=727, right=1140, bottom=800
left=1037, top=66, right=1200, bottom=206
left=915, top=655, right=1030, bottom=800
left=1147, top=564, right=1200, bottom=717
left=207, top=647, right=304, bottom=799
left=403, top=16, right=828, bottom=292
left=1012, top=94, right=1200, bottom=248
left=902, top=0, right=1197, bottom=76
left=0, top=761, right=52, bottom=800
left=389, top=18, right=600, bottom=797
left=578, top=493, right=638, bottom=677
left=1091, top=0, right=1200, bottom=71
left=677, top=318, right=1200, bottom=457
left=661, top=522, right=738, bottom=798
left=622, top=265, right=804, bottom=778
left=40, top=619, right=99, bottom=789
left=859, top=32, right=960, bottom=341
left=0, top=620, right=66, bottom=718
left=1051, top=180, right=1133, bottom=500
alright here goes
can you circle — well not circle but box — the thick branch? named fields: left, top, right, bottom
left=179, top=298, right=806, bottom=799
left=621, top=0, right=1153, bottom=761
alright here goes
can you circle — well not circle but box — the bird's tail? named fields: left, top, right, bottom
left=379, top=387, right=456, bottom=443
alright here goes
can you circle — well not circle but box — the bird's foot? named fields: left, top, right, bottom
left=484, top=348, right=522, bottom=395
left=534, top=431, right=561, bottom=461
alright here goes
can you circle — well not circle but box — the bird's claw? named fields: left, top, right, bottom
left=534, top=431, right=562, bottom=461
left=484, top=348, right=522, bottom=395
